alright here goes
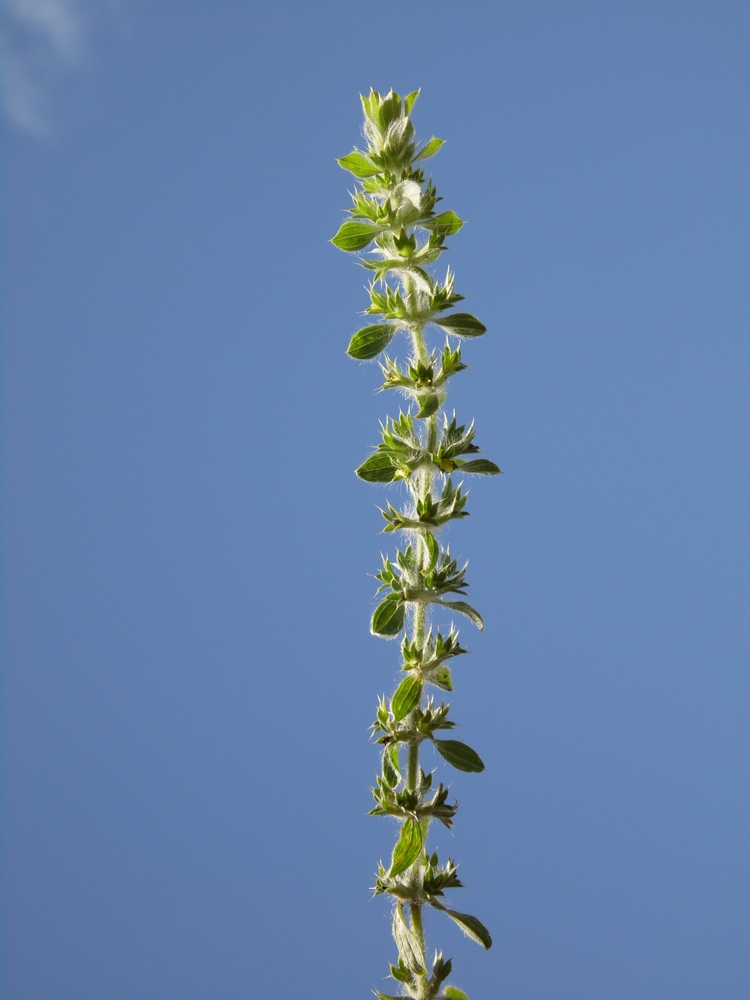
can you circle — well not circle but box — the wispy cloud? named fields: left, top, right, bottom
left=1, top=0, right=120, bottom=137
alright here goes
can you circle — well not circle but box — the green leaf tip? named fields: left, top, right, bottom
left=388, top=817, right=423, bottom=876
left=404, top=89, right=420, bottom=114
left=338, top=151, right=381, bottom=177
left=416, top=136, right=445, bottom=161
left=391, top=674, right=422, bottom=721
left=444, top=988, right=470, bottom=1000
left=331, top=220, right=383, bottom=252
left=434, top=313, right=487, bottom=337
left=440, top=600, right=484, bottom=630
left=371, top=598, right=406, bottom=637
left=356, top=453, right=400, bottom=483
left=433, top=739, right=485, bottom=773
left=443, top=909, right=492, bottom=950
left=456, top=459, right=501, bottom=475
left=348, top=323, right=397, bottom=360
left=430, top=209, right=463, bottom=235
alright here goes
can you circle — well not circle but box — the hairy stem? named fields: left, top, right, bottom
left=410, top=902, right=428, bottom=998
left=410, top=518, right=430, bottom=995
left=407, top=738, right=420, bottom=793
left=426, top=413, right=438, bottom=454
left=411, top=324, right=429, bottom=366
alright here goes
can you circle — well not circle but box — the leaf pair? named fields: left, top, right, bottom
left=371, top=596, right=484, bottom=637
left=346, top=314, right=485, bottom=363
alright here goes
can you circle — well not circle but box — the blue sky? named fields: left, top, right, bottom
left=3, top=3, right=749, bottom=999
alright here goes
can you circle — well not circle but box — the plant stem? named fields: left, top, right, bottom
left=426, top=412, right=438, bottom=454
left=410, top=508, right=429, bottom=995
left=412, top=326, right=429, bottom=366
left=407, top=738, right=420, bottom=793
left=409, top=902, right=428, bottom=998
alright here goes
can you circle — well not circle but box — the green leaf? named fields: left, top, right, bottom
left=375, top=993, right=404, bottom=1000
left=337, top=151, right=380, bottom=177
left=404, top=89, right=420, bottom=114
left=430, top=209, right=463, bottom=235
left=347, top=323, right=397, bottom=360
left=431, top=666, right=453, bottom=691
left=443, top=909, right=492, bottom=950
left=434, top=312, right=486, bottom=337
left=416, top=392, right=441, bottom=418
left=416, top=137, right=445, bottom=161
left=444, top=988, right=470, bottom=1000
left=382, top=747, right=399, bottom=788
left=389, top=960, right=412, bottom=983
left=387, top=742, right=401, bottom=779
left=440, top=600, right=484, bottom=630
left=392, top=904, right=425, bottom=973
left=389, top=817, right=423, bottom=876
left=424, top=531, right=439, bottom=570
left=356, top=453, right=399, bottom=483
left=433, top=739, right=485, bottom=773
left=372, top=598, right=406, bottom=637
left=456, top=459, right=501, bottom=475
left=378, top=90, right=403, bottom=129
left=391, top=675, right=423, bottom=722
left=331, top=220, right=383, bottom=252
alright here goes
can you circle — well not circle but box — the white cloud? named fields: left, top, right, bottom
left=1, top=0, right=120, bottom=137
